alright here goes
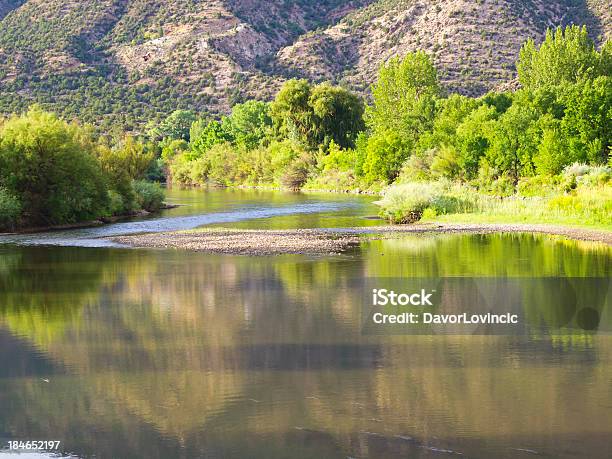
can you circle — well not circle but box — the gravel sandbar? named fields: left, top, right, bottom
left=112, top=228, right=361, bottom=255
left=110, top=223, right=611, bottom=255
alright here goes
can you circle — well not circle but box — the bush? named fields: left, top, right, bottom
left=546, top=185, right=612, bottom=225
left=0, top=108, right=109, bottom=226
left=0, top=188, right=21, bottom=230
left=317, top=141, right=360, bottom=173
left=267, top=140, right=304, bottom=180
left=488, top=175, right=518, bottom=197
left=204, top=143, right=246, bottom=186
left=98, top=137, right=155, bottom=181
left=376, top=181, right=478, bottom=223
left=562, top=163, right=611, bottom=187
left=169, top=154, right=197, bottom=186
left=517, top=175, right=559, bottom=197
left=303, top=141, right=363, bottom=191
left=146, top=158, right=167, bottom=182
left=430, top=145, right=461, bottom=179
left=304, top=169, right=358, bottom=192
left=107, top=190, right=126, bottom=216
left=376, top=182, right=446, bottom=223
left=398, top=150, right=435, bottom=182
left=133, top=180, right=165, bottom=212
left=281, top=156, right=311, bottom=190
left=188, top=156, right=210, bottom=185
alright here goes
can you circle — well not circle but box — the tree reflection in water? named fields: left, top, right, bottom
left=0, top=233, right=610, bottom=458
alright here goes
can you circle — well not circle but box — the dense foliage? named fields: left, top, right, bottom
left=167, top=80, right=364, bottom=189
left=1, top=25, right=609, bottom=230
left=0, top=108, right=164, bottom=230
left=161, top=26, right=608, bottom=203
left=0, top=108, right=109, bottom=227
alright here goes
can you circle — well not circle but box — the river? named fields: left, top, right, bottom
left=0, top=188, right=610, bottom=458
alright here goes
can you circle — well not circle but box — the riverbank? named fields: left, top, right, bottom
left=0, top=204, right=179, bottom=236
left=375, top=182, right=612, bottom=229
left=110, top=223, right=612, bottom=255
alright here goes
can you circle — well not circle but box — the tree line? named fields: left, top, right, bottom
left=161, top=25, right=610, bottom=195
left=0, top=25, right=609, bottom=230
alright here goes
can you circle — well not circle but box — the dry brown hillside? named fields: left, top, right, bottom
left=0, top=0, right=608, bottom=130
left=277, top=0, right=610, bottom=96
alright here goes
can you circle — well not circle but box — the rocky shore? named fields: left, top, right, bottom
left=112, top=228, right=362, bottom=255
left=110, top=223, right=612, bottom=255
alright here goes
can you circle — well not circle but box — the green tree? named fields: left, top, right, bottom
left=150, top=110, right=197, bottom=141
left=308, top=83, right=365, bottom=149
left=97, top=136, right=155, bottom=212
left=189, top=118, right=208, bottom=144
left=270, top=79, right=315, bottom=146
left=367, top=51, right=440, bottom=137
left=100, top=136, right=155, bottom=180
left=222, top=100, right=272, bottom=150
left=361, top=131, right=409, bottom=183
left=160, top=138, right=189, bottom=163
left=517, top=25, right=602, bottom=90
left=0, top=187, right=21, bottom=230
left=0, top=107, right=109, bottom=226
left=561, top=75, right=611, bottom=164
left=361, top=52, right=441, bottom=183
left=534, top=120, right=569, bottom=175
left=189, top=120, right=234, bottom=158
left=270, top=80, right=365, bottom=149
left=484, top=98, right=540, bottom=184
left=455, top=104, right=498, bottom=179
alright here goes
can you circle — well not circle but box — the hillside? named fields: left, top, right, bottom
left=0, top=0, right=608, bottom=132
left=277, top=0, right=611, bottom=96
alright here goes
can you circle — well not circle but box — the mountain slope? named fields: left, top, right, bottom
left=0, top=0, right=608, bottom=131
left=277, top=0, right=609, bottom=96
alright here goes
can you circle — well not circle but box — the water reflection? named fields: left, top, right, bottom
left=0, top=230, right=610, bottom=458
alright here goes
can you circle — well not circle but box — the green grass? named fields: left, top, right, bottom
left=426, top=212, right=612, bottom=231
left=378, top=182, right=612, bottom=231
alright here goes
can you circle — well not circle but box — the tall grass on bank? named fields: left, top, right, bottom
left=375, top=182, right=473, bottom=223
left=377, top=171, right=612, bottom=229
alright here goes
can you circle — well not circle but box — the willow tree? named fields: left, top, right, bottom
left=270, top=79, right=365, bottom=150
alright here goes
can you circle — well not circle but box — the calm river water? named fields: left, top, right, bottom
left=0, top=189, right=610, bottom=459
